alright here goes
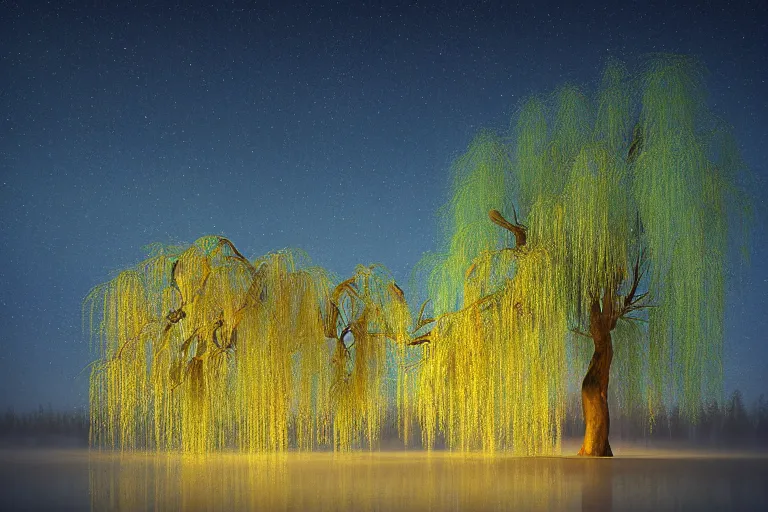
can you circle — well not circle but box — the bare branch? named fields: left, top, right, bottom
left=388, top=282, right=405, bottom=302
left=407, top=334, right=431, bottom=346
left=621, top=315, right=649, bottom=323
left=416, top=316, right=435, bottom=331
left=571, top=328, right=592, bottom=339
left=115, top=322, right=159, bottom=361
left=489, top=209, right=527, bottom=247
left=217, top=237, right=251, bottom=265
left=510, top=203, right=522, bottom=226
left=617, top=248, right=651, bottom=321
left=417, top=299, right=431, bottom=327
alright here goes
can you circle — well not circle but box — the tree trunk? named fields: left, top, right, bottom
left=578, top=299, right=615, bottom=457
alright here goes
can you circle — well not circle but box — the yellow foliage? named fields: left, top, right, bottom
left=88, top=239, right=411, bottom=452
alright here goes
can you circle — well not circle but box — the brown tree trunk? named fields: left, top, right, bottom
left=578, top=296, right=615, bottom=457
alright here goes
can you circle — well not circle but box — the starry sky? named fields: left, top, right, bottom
left=1, top=0, right=766, bottom=412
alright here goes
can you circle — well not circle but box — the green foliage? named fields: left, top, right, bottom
left=416, top=54, right=748, bottom=451
left=88, top=54, right=747, bottom=455
left=633, top=56, right=743, bottom=419
left=427, top=130, right=513, bottom=315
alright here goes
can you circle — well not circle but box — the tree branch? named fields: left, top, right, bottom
left=407, top=333, right=431, bottom=346
left=217, top=237, right=251, bottom=265
left=627, top=124, right=644, bottom=164
left=114, top=322, right=158, bottom=360
left=571, top=328, right=592, bottom=339
left=617, top=249, right=651, bottom=321
left=166, top=307, right=186, bottom=324
left=489, top=209, right=527, bottom=247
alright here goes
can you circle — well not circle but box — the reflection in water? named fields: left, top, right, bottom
left=581, top=458, right=613, bottom=511
left=83, top=451, right=768, bottom=511
left=2, top=450, right=766, bottom=511
left=88, top=452, right=579, bottom=511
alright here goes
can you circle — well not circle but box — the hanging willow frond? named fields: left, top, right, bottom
left=88, top=55, right=746, bottom=455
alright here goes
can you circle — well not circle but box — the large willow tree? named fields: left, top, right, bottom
left=415, top=55, right=748, bottom=456
left=86, top=236, right=412, bottom=452
left=88, top=55, right=747, bottom=458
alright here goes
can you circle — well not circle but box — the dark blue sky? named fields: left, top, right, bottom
left=1, top=0, right=766, bottom=411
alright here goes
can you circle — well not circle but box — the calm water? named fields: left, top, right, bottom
left=1, top=447, right=767, bottom=511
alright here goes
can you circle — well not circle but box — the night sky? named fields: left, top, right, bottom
left=1, top=0, right=766, bottom=412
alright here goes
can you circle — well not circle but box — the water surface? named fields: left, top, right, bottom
left=2, top=447, right=766, bottom=511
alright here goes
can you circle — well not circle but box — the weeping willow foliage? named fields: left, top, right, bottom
left=88, top=55, right=746, bottom=455
left=427, top=130, right=514, bottom=316
left=87, top=236, right=411, bottom=452
left=634, top=56, right=746, bottom=420
left=418, top=245, right=567, bottom=454
left=416, top=55, right=747, bottom=452
left=326, top=264, right=413, bottom=451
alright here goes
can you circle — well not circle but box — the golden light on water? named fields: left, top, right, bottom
left=2, top=448, right=765, bottom=511
left=78, top=450, right=767, bottom=511
left=88, top=451, right=581, bottom=511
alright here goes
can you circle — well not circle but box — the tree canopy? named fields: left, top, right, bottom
left=87, top=55, right=748, bottom=454
left=87, top=237, right=413, bottom=451
left=416, top=55, right=748, bottom=454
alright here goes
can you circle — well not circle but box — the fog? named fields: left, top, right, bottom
left=2, top=444, right=766, bottom=511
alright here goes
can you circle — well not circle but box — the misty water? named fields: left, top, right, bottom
left=2, top=445, right=767, bottom=511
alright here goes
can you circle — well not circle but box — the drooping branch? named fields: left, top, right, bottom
left=407, top=333, right=431, bottom=346
left=211, top=314, right=225, bottom=349
left=217, top=237, right=251, bottom=265
left=325, top=278, right=359, bottom=340
left=408, top=208, right=527, bottom=349
left=489, top=209, right=527, bottom=247
left=415, top=299, right=434, bottom=331
left=166, top=307, right=186, bottom=324
left=627, top=124, right=644, bottom=164
left=115, top=322, right=158, bottom=361
left=571, top=328, right=592, bottom=339
left=407, top=289, right=506, bottom=347
left=616, top=249, right=651, bottom=321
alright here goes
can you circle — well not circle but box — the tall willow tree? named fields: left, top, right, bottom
left=416, top=55, right=748, bottom=456
left=87, top=55, right=746, bottom=457
left=86, top=236, right=412, bottom=452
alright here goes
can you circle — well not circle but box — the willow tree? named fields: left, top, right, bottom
left=86, top=236, right=412, bottom=452
left=416, top=55, right=747, bottom=456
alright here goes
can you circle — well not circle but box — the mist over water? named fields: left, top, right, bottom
left=2, top=447, right=766, bottom=511
left=2, top=0, right=766, bottom=509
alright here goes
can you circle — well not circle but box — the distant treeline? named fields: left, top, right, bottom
left=564, top=390, right=768, bottom=447
left=2, top=390, right=767, bottom=449
left=0, top=405, right=88, bottom=447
